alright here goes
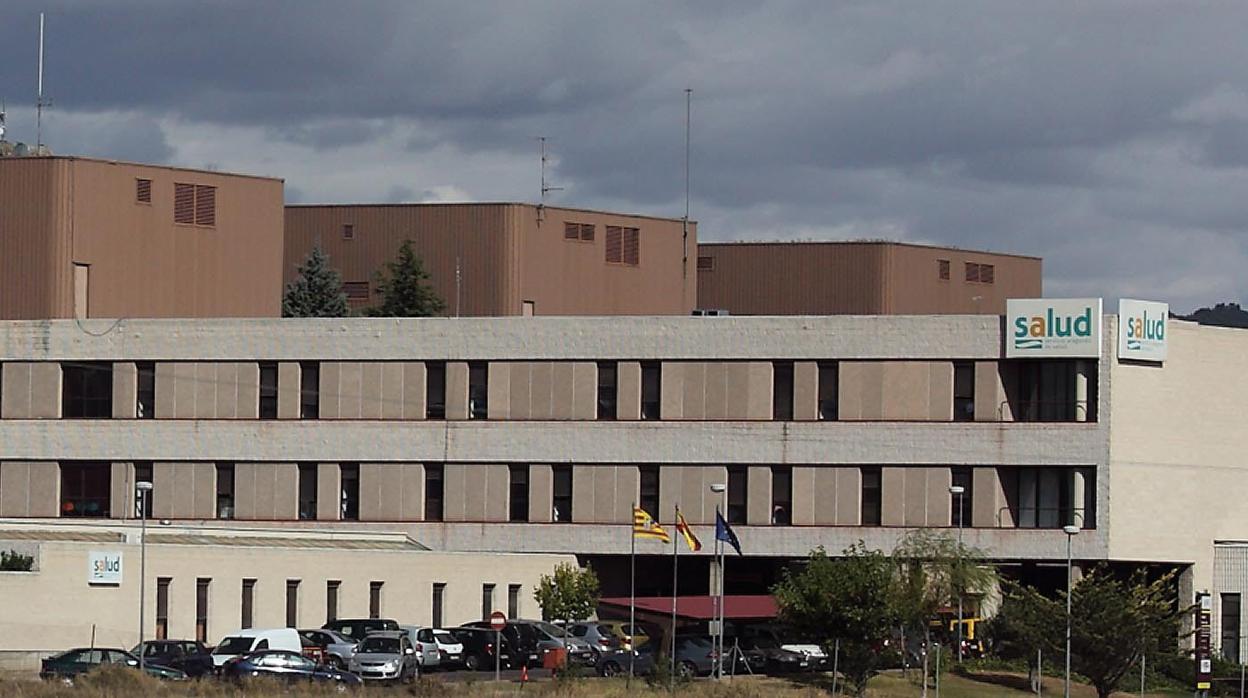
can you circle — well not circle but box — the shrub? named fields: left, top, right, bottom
left=0, top=549, right=34, bottom=571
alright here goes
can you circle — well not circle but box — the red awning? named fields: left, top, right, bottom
left=599, top=595, right=778, bottom=621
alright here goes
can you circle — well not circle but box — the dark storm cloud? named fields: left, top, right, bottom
left=3, top=1, right=1248, bottom=310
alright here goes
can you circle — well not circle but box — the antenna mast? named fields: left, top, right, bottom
left=683, top=88, right=692, bottom=276
left=36, top=12, right=47, bottom=151
left=538, top=136, right=563, bottom=205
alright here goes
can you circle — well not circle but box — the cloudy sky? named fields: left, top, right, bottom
left=2, top=2, right=1246, bottom=312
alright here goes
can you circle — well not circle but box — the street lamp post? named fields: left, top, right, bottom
left=1063, top=524, right=1080, bottom=698
left=949, top=484, right=965, bottom=663
left=136, top=480, right=153, bottom=673
left=710, top=482, right=727, bottom=680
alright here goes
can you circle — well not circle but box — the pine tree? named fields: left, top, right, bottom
left=282, top=246, right=348, bottom=318
left=367, top=240, right=447, bottom=317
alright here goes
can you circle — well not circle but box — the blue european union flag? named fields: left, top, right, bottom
left=715, top=511, right=742, bottom=556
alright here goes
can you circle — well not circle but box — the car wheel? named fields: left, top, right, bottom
left=464, top=654, right=479, bottom=671
left=600, top=661, right=621, bottom=677
left=678, top=660, right=697, bottom=678
left=328, top=656, right=346, bottom=670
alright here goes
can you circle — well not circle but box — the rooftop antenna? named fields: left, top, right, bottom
left=538, top=136, right=563, bottom=209
left=683, top=88, right=692, bottom=278
left=0, top=98, right=7, bottom=142
left=36, top=12, right=49, bottom=151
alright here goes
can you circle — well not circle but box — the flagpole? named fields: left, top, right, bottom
left=714, top=506, right=722, bottom=680
left=671, top=504, right=679, bottom=685
left=629, top=501, right=636, bottom=682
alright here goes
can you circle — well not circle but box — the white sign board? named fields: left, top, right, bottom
left=1117, top=299, right=1168, bottom=363
left=1006, top=298, right=1103, bottom=358
left=88, top=550, right=123, bottom=585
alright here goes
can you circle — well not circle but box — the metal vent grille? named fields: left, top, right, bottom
left=580, top=223, right=594, bottom=241
left=194, top=185, right=216, bottom=226
left=938, top=259, right=950, bottom=280
left=697, top=256, right=715, bottom=271
left=343, top=281, right=370, bottom=301
left=980, top=264, right=995, bottom=284
left=136, top=179, right=152, bottom=204
left=343, top=224, right=355, bottom=241
left=965, top=262, right=980, bottom=283
left=623, top=227, right=640, bottom=265
left=174, top=183, right=195, bottom=224
left=564, top=222, right=579, bottom=240
left=605, top=226, right=623, bottom=263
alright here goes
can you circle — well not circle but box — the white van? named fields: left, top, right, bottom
left=211, top=628, right=303, bottom=667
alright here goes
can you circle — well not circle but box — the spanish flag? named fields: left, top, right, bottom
left=675, top=507, right=702, bottom=552
left=633, top=507, right=671, bottom=543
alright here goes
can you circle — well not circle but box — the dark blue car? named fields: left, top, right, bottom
left=221, top=649, right=362, bottom=687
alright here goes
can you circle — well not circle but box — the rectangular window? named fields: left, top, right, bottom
left=1009, top=360, right=1097, bottom=422
left=135, top=461, right=154, bottom=519
left=258, top=362, right=278, bottom=419
left=195, top=578, right=210, bottom=643
left=425, top=464, right=444, bottom=522
left=597, top=362, right=618, bottom=420
left=136, top=361, right=155, bottom=419
left=639, top=466, right=660, bottom=517
left=1012, top=467, right=1076, bottom=529
left=552, top=465, right=573, bottom=523
left=60, top=462, right=110, bottom=518
left=343, top=281, right=370, bottom=301
left=482, top=584, right=496, bottom=621
left=965, top=261, right=980, bottom=283
left=326, top=581, right=340, bottom=623
left=241, top=579, right=256, bottom=629
left=156, top=577, right=171, bottom=640
left=564, top=222, right=595, bottom=241
left=216, top=463, right=235, bottom=519
left=369, top=581, right=383, bottom=619
left=640, top=362, right=661, bottom=420
left=817, top=362, right=838, bottom=421
left=1222, top=593, right=1241, bottom=663
left=861, top=467, right=882, bottom=526
left=342, top=224, right=354, bottom=241
left=727, top=466, right=748, bottom=524
left=426, top=362, right=446, bottom=419
left=509, top=464, right=530, bottom=523
left=980, top=264, right=994, bottom=284
left=173, top=183, right=215, bottom=226
left=300, top=362, right=319, bottom=419
left=951, top=467, right=973, bottom=527
left=771, top=466, right=792, bottom=525
left=508, top=584, right=521, bottom=618
left=468, top=362, right=488, bottom=419
left=697, top=256, right=715, bottom=271
left=285, top=580, right=300, bottom=628
left=340, top=463, right=360, bottom=521
left=954, top=362, right=975, bottom=421
left=938, top=259, right=950, bottom=280
left=432, top=583, right=446, bottom=628
left=773, top=361, right=794, bottom=421
left=135, top=178, right=152, bottom=204
left=62, top=362, right=114, bottom=419
left=298, top=463, right=318, bottom=521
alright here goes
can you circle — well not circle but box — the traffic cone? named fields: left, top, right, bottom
left=521, top=664, right=529, bottom=683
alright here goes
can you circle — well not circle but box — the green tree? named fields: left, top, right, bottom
left=0, top=549, right=34, bottom=571
left=367, top=240, right=446, bottom=317
left=281, top=246, right=348, bottom=318
left=995, top=567, right=1187, bottom=698
left=534, top=562, right=601, bottom=624
left=773, top=544, right=901, bottom=697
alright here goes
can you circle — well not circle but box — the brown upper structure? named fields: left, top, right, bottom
left=695, top=241, right=1042, bottom=315
left=0, top=157, right=284, bottom=320
left=284, top=204, right=697, bottom=316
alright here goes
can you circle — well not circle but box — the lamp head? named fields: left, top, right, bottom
left=948, top=485, right=965, bottom=495
left=709, top=483, right=726, bottom=493
left=1062, top=525, right=1080, bottom=535
left=136, top=481, right=154, bottom=492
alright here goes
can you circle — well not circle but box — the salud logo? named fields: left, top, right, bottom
left=1005, top=299, right=1103, bottom=359
left=1117, top=299, right=1168, bottom=363
left=1013, top=306, right=1096, bottom=350
left=1124, top=309, right=1164, bottom=350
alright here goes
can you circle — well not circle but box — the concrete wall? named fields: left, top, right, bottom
left=0, top=533, right=574, bottom=653
left=1, top=363, right=61, bottom=418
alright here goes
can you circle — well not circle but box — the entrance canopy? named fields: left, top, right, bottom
left=599, top=595, right=778, bottom=621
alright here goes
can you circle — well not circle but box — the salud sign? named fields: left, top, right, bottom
left=1006, top=298, right=1103, bottom=359
left=88, top=550, right=123, bottom=585
left=1117, top=299, right=1168, bottom=363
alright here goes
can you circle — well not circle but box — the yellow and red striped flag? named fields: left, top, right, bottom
left=633, top=507, right=671, bottom=543
left=675, top=507, right=702, bottom=552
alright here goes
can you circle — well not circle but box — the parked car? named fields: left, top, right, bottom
left=738, top=626, right=828, bottom=670
left=596, top=641, right=658, bottom=677
left=595, top=636, right=717, bottom=678
left=462, top=620, right=544, bottom=668
left=416, top=628, right=464, bottom=669
left=211, top=628, right=303, bottom=668
left=449, top=627, right=512, bottom=671
left=131, top=639, right=214, bottom=678
left=322, top=618, right=400, bottom=642
left=220, top=649, right=362, bottom=687
left=568, top=621, right=623, bottom=656
left=347, top=631, right=419, bottom=684
left=597, top=620, right=651, bottom=649
left=298, top=629, right=358, bottom=669
left=396, top=625, right=441, bottom=669
left=527, top=620, right=597, bottom=665
left=730, top=633, right=810, bottom=674
left=40, top=648, right=187, bottom=682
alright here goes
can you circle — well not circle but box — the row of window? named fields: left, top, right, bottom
left=18, top=359, right=1095, bottom=423
left=135, top=179, right=217, bottom=228
left=938, top=259, right=995, bottom=284
left=564, top=221, right=641, bottom=266
left=56, top=461, right=1094, bottom=530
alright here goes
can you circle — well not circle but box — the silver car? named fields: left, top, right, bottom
left=527, top=620, right=597, bottom=665
left=348, top=631, right=418, bottom=684
left=297, top=628, right=357, bottom=669
left=397, top=625, right=441, bottom=669
left=568, top=621, right=623, bottom=656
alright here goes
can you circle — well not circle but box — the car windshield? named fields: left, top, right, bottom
left=537, top=622, right=567, bottom=639
left=434, top=632, right=457, bottom=644
left=679, top=637, right=713, bottom=649
left=359, top=637, right=400, bottom=654
left=213, top=637, right=254, bottom=654
left=751, top=636, right=779, bottom=649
